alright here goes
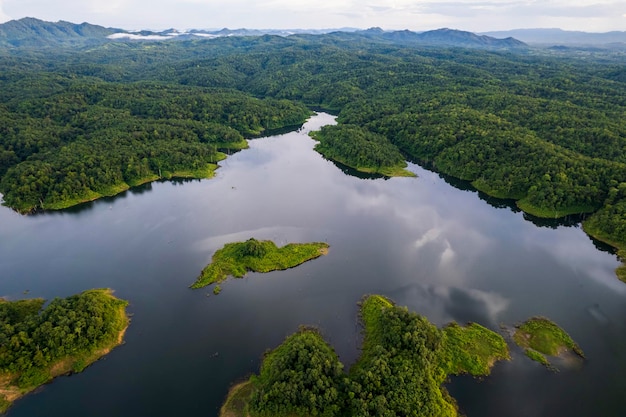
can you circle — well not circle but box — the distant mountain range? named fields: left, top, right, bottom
left=0, top=17, right=526, bottom=50
left=1, top=17, right=623, bottom=50
left=482, top=28, right=626, bottom=46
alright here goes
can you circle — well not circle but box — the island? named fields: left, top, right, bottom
left=191, top=238, right=330, bottom=289
left=219, top=294, right=509, bottom=417
left=311, top=124, right=416, bottom=178
left=0, top=289, right=129, bottom=413
left=513, top=316, right=584, bottom=369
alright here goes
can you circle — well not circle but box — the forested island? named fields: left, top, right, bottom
left=0, top=289, right=129, bottom=413
left=191, top=238, right=329, bottom=289
left=1, top=25, right=626, bottom=279
left=220, top=295, right=509, bottom=417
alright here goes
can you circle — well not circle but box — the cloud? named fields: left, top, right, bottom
left=434, top=285, right=510, bottom=325
left=414, top=228, right=442, bottom=249
left=2, top=0, right=625, bottom=31
left=0, top=0, right=10, bottom=22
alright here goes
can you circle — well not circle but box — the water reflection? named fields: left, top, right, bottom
left=327, top=159, right=388, bottom=180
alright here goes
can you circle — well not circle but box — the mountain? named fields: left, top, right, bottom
left=385, top=28, right=526, bottom=49
left=0, top=17, right=121, bottom=47
left=0, top=18, right=525, bottom=50
left=482, top=28, right=626, bottom=46
left=347, top=27, right=526, bottom=49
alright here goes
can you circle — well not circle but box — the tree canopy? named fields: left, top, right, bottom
left=0, top=289, right=129, bottom=413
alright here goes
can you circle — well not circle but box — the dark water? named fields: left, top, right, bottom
left=1, top=113, right=625, bottom=417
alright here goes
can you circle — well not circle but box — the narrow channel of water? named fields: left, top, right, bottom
left=1, top=113, right=625, bottom=417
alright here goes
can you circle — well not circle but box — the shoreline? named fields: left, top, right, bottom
left=0, top=291, right=129, bottom=413
left=13, top=159, right=226, bottom=214
left=315, top=148, right=416, bottom=178
left=191, top=240, right=330, bottom=289
left=418, top=158, right=626, bottom=282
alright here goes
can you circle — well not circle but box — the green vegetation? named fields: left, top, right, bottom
left=524, top=349, right=550, bottom=367
left=213, top=285, right=222, bottom=295
left=311, top=125, right=415, bottom=177
left=220, top=380, right=255, bottom=417
left=617, top=250, right=626, bottom=282
left=250, top=328, right=344, bottom=417
left=440, top=322, right=510, bottom=376
left=0, top=289, right=129, bottom=413
left=513, top=317, right=584, bottom=368
left=220, top=295, right=509, bottom=417
left=347, top=295, right=458, bottom=417
left=191, top=238, right=329, bottom=289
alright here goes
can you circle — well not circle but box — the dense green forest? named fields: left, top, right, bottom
left=1, top=34, right=625, bottom=277
left=0, top=289, right=129, bottom=413
left=220, top=295, right=509, bottom=417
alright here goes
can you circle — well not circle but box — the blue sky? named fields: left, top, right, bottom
left=1, top=0, right=625, bottom=32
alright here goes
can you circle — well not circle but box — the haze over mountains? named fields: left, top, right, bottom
left=0, top=17, right=624, bottom=50
left=483, top=29, right=626, bottom=46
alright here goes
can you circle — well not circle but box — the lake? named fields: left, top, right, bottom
left=1, top=112, right=625, bottom=417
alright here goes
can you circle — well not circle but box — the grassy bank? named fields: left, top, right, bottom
left=441, top=322, right=511, bottom=376
left=191, top=238, right=330, bottom=289
left=582, top=221, right=626, bottom=283
left=317, top=151, right=416, bottom=178
left=0, top=289, right=129, bottom=413
left=219, top=380, right=255, bottom=417
left=516, top=199, right=597, bottom=219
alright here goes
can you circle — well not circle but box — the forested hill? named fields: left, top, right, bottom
left=0, top=30, right=625, bottom=280
left=0, top=17, right=120, bottom=48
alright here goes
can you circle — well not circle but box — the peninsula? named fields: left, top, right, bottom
left=311, top=125, right=415, bottom=177
left=191, top=238, right=329, bottom=289
left=219, top=295, right=509, bottom=417
left=0, top=289, right=129, bottom=413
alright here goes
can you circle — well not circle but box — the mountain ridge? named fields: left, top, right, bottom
left=0, top=17, right=526, bottom=49
left=0, top=17, right=121, bottom=47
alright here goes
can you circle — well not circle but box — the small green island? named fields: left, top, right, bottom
left=191, top=238, right=330, bottom=290
left=513, top=316, right=584, bottom=369
left=311, top=124, right=416, bottom=178
left=0, top=289, right=129, bottom=413
left=220, top=295, right=509, bottom=417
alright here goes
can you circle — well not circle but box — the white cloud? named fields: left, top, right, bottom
left=0, top=0, right=11, bottom=22
left=414, top=228, right=442, bottom=249
left=2, top=0, right=624, bottom=32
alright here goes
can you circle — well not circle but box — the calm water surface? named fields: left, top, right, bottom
left=1, top=113, right=625, bottom=417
